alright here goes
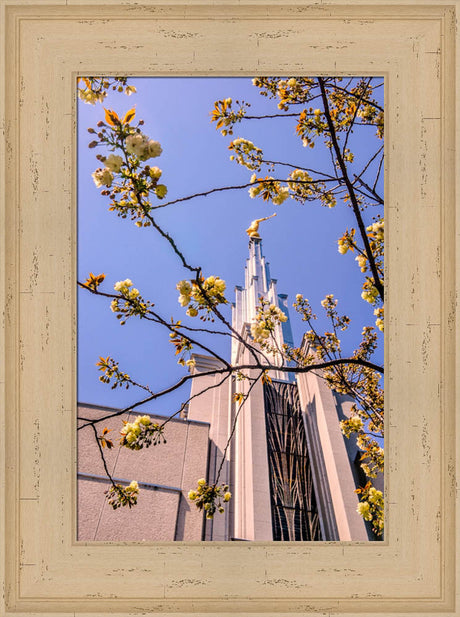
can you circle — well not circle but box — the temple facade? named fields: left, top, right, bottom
left=78, top=237, right=380, bottom=541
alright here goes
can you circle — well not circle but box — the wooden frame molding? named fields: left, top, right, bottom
left=0, top=1, right=458, bottom=615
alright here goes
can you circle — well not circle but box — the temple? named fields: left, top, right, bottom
left=78, top=237, right=381, bottom=541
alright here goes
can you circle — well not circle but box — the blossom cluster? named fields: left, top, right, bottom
left=367, top=219, right=384, bottom=242
left=96, top=355, right=131, bottom=390
left=251, top=75, right=383, bottom=146
left=340, top=414, right=364, bottom=437
left=355, top=253, right=367, bottom=272
left=293, top=294, right=315, bottom=322
left=249, top=174, right=289, bottom=205
left=251, top=77, right=315, bottom=112
left=229, top=138, right=263, bottom=171
left=78, top=77, right=135, bottom=106
left=176, top=276, right=227, bottom=319
left=299, top=295, right=352, bottom=364
left=180, top=357, right=196, bottom=369
left=337, top=228, right=356, bottom=254
left=357, top=103, right=384, bottom=138
left=110, top=279, right=152, bottom=324
left=120, top=415, right=166, bottom=450
left=295, top=107, right=328, bottom=148
left=80, top=89, right=106, bottom=105
left=287, top=168, right=332, bottom=206
left=361, top=278, right=380, bottom=305
left=168, top=326, right=195, bottom=368
left=356, top=482, right=384, bottom=535
left=356, top=434, right=384, bottom=479
left=114, top=278, right=139, bottom=297
left=92, top=167, right=114, bottom=188
left=374, top=307, right=384, bottom=332
left=88, top=107, right=167, bottom=227
left=125, top=132, right=162, bottom=161
left=366, top=218, right=384, bottom=268
left=328, top=78, right=383, bottom=135
left=250, top=300, right=288, bottom=344
left=320, top=294, right=350, bottom=331
left=337, top=223, right=383, bottom=314
left=188, top=479, right=231, bottom=519
left=275, top=78, right=316, bottom=111
left=105, top=480, right=139, bottom=510
left=210, top=97, right=249, bottom=136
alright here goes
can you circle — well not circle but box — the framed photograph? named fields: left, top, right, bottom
left=76, top=74, right=385, bottom=545
left=1, top=1, right=458, bottom=615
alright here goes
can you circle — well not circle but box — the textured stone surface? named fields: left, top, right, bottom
left=77, top=405, right=209, bottom=541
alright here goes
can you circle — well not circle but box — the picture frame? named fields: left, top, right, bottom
left=0, top=1, right=458, bottom=615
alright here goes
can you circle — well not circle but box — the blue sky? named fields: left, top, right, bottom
left=78, top=77, right=383, bottom=416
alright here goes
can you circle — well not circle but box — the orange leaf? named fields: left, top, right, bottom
left=122, top=107, right=136, bottom=125
left=85, top=272, right=105, bottom=289
left=261, top=371, right=272, bottom=385
left=104, top=108, right=120, bottom=127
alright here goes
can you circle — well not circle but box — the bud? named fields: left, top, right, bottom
left=88, top=141, right=98, bottom=149
left=87, top=127, right=96, bottom=134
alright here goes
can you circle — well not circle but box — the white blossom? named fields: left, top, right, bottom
left=92, top=167, right=113, bottom=188
left=105, top=154, right=124, bottom=172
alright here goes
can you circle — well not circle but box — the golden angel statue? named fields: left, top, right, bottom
left=245, top=213, right=277, bottom=239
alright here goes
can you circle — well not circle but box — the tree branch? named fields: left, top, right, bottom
left=329, top=82, right=384, bottom=112
left=78, top=282, right=232, bottom=369
left=318, top=78, right=384, bottom=302
left=77, top=354, right=383, bottom=430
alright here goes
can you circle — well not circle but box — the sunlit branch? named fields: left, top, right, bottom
left=77, top=369, right=230, bottom=430
left=319, top=77, right=384, bottom=302
left=300, top=310, right=382, bottom=420
left=148, top=178, right=338, bottom=212
left=353, top=176, right=384, bottom=205
left=353, top=144, right=384, bottom=185
left=262, top=159, right=337, bottom=180
left=90, top=423, right=117, bottom=489
left=77, top=354, right=383, bottom=431
left=329, top=83, right=384, bottom=112
left=342, top=77, right=373, bottom=155
left=78, top=282, right=232, bottom=369
left=243, top=112, right=300, bottom=119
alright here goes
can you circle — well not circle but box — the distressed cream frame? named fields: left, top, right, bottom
left=0, top=1, right=458, bottom=615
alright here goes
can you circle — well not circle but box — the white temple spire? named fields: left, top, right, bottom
left=231, top=238, right=294, bottom=366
